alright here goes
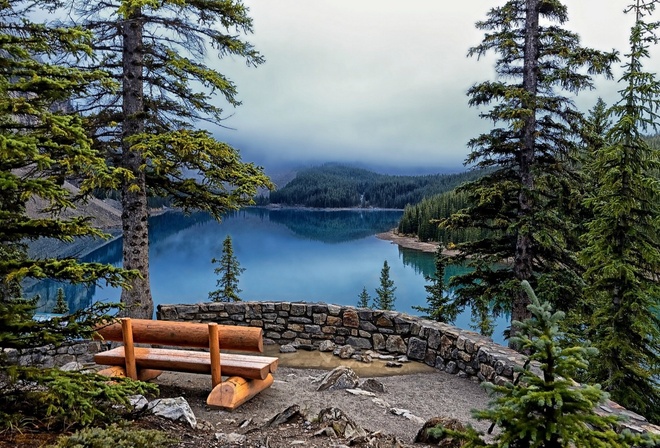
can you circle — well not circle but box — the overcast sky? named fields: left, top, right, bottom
left=212, top=1, right=646, bottom=174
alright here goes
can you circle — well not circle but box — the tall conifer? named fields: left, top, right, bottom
left=579, top=0, right=660, bottom=423
left=441, top=0, right=617, bottom=342
left=67, top=0, right=273, bottom=318
left=0, top=0, right=150, bottom=427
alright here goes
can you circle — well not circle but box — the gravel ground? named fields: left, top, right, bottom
left=150, top=364, right=494, bottom=447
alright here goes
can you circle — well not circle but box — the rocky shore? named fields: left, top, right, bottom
left=376, top=230, right=458, bottom=256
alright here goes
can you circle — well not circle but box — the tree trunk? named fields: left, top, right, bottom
left=119, top=8, right=153, bottom=319
left=511, top=0, right=539, bottom=342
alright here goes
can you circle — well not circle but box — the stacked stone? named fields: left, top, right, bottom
left=1, top=340, right=102, bottom=368
left=157, top=301, right=526, bottom=386
left=158, top=300, right=660, bottom=435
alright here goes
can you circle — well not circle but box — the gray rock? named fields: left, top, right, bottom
left=408, top=338, right=426, bottom=361
left=59, top=361, right=85, bottom=372
left=317, top=407, right=367, bottom=439
left=214, top=432, right=247, bottom=444
left=129, top=395, right=149, bottom=411
left=390, top=407, right=425, bottom=425
left=318, top=340, right=336, bottom=352
left=386, top=361, right=403, bottom=368
left=414, top=416, right=467, bottom=447
left=334, top=344, right=355, bottom=359
left=268, top=404, right=302, bottom=426
left=358, top=378, right=385, bottom=393
left=385, top=335, right=407, bottom=354
left=149, top=397, right=197, bottom=428
left=279, top=343, right=297, bottom=353
left=316, top=366, right=359, bottom=391
left=346, top=388, right=376, bottom=397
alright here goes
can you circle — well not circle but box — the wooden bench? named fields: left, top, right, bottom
left=93, top=318, right=278, bottom=410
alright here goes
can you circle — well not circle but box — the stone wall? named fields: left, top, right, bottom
left=2, top=340, right=103, bottom=368
left=157, top=301, right=660, bottom=435
left=157, top=301, right=525, bottom=385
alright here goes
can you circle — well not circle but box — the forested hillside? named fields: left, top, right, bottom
left=268, top=164, right=483, bottom=208
left=397, top=190, right=495, bottom=244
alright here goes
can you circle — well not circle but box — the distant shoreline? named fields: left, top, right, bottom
left=376, top=229, right=459, bottom=256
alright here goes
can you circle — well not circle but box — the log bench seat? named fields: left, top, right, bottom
left=93, top=318, right=278, bottom=410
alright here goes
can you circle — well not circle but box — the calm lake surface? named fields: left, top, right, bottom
left=28, top=208, right=507, bottom=344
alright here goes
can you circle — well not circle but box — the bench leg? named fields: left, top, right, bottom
left=96, top=366, right=163, bottom=382
left=206, top=374, right=274, bottom=410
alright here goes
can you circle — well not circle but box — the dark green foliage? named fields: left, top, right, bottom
left=67, top=0, right=273, bottom=317
left=269, top=163, right=485, bottom=208
left=357, top=287, right=371, bottom=308
left=398, top=189, right=496, bottom=244
left=0, top=0, right=149, bottom=430
left=374, top=261, right=396, bottom=311
left=578, top=0, right=660, bottom=423
left=0, top=367, right=158, bottom=430
left=429, top=281, right=660, bottom=448
left=52, top=422, right=174, bottom=448
left=440, top=0, right=617, bottom=337
left=413, top=248, right=459, bottom=323
left=209, top=235, right=245, bottom=302
left=53, top=288, right=70, bottom=315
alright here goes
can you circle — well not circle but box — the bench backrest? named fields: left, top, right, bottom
left=95, top=318, right=264, bottom=353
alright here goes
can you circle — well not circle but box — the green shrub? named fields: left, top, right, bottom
left=0, top=367, right=158, bottom=430
left=50, top=422, right=175, bottom=448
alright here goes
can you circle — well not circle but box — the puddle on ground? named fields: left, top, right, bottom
left=262, top=345, right=436, bottom=377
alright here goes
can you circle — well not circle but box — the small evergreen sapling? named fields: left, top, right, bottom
left=209, top=235, right=245, bottom=302
left=414, top=247, right=458, bottom=323
left=429, top=281, right=660, bottom=448
left=357, top=287, right=371, bottom=308
left=374, top=260, right=396, bottom=311
left=53, top=288, right=69, bottom=315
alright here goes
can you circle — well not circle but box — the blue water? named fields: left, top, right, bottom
left=27, top=208, right=508, bottom=344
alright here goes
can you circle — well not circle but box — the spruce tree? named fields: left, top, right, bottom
left=53, top=288, right=70, bottom=315
left=579, top=0, right=660, bottom=423
left=209, top=235, right=245, bottom=302
left=67, top=0, right=274, bottom=318
left=441, top=0, right=617, bottom=341
left=429, top=281, right=660, bottom=447
left=414, top=247, right=458, bottom=323
left=374, top=260, right=396, bottom=311
left=0, top=0, right=151, bottom=428
left=357, top=287, right=371, bottom=308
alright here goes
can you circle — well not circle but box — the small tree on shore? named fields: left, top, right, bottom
left=53, top=288, right=69, bottom=315
left=414, top=248, right=458, bottom=323
left=357, top=287, right=371, bottom=308
left=374, top=260, right=396, bottom=311
left=209, top=236, right=245, bottom=302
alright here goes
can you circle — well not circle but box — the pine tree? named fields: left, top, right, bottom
left=413, top=247, right=458, bottom=323
left=209, top=235, right=245, bottom=302
left=53, top=288, right=70, bottom=315
left=374, top=260, right=396, bottom=311
left=0, top=0, right=149, bottom=428
left=429, top=281, right=660, bottom=447
left=440, top=0, right=617, bottom=341
left=578, top=0, right=660, bottom=423
left=357, top=287, right=371, bottom=308
left=67, top=0, right=274, bottom=318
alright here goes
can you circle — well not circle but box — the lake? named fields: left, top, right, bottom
left=27, top=208, right=508, bottom=344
